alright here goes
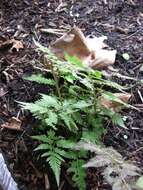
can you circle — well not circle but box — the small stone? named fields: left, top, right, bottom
left=123, top=135, right=128, bottom=139
left=122, top=53, right=130, bottom=61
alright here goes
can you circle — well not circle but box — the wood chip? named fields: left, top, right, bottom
left=1, top=117, right=22, bottom=131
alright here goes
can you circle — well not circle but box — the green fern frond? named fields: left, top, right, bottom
left=20, top=94, right=61, bottom=122
left=111, top=113, right=126, bottom=128
left=65, top=53, right=84, bottom=68
left=36, top=94, right=60, bottom=108
left=20, top=102, right=47, bottom=115
left=33, top=130, right=65, bottom=187
left=72, top=112, right=83, bottom=125
left=24, top=74, right=55, bottom=85
left=34, top=143, right=51, bottom=151
left=81, top=130, right=101, bottom=144
left=45, top=111, right=58, bottom=129
left=47, top=153, right=63, bottom=186
left=58, top=139, right=76, bottom=149
left=72, top=100, right=92, bottom=109
left=34, top=40, right=61, bottom=64
left=32, top=135, right=48, bottom=142
left=60, top=113, right=78, bottom=131
left=20, top=41, right=134, bottom=190
left=68, top=159, right=86, bottom=190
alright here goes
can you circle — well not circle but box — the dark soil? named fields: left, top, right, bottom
left=0, top=0, right=143, bottom=190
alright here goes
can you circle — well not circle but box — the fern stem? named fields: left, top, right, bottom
left=44, top=57, right=62, bottom=101
left=52, top=70, right=62, bottom=101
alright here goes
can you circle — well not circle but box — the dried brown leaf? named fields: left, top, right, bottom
left=50, top=27, right=117, bottom=69
left=50, top=26, right=91, bottom=62
left=100, top=93, right=131, bottom=111
left=86, top=36, right=117, bottom=68
left=0, top=38, right=24, bottom=52
left=89, top=49, right=117, bottom=69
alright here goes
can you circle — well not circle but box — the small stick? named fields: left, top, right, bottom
left=40, top=28, right=66, bottom=35
left=44, top=174, right=50, bottom=190
left=138, top=90, right=143, bottom=103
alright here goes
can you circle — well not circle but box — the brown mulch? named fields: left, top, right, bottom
left=0, top=0, right=143, bottom=189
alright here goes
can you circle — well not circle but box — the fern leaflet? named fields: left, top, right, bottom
left=33, top=130, right=64, bottom=187
left=24, top=74, right=55, bottom=85
left=68, top=159, right=86, bottom=190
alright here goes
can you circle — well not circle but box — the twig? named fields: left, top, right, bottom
left=123, top=28, right=142, bottom=39
left=138, top=90, right=143, bottom=103
left=104, top=71, right=138, bottom=81
left=44, top=174, right=50, bottom=190
left=59, top=181, right=65, bottom=190
left=43, top=56, right=62, bottom=101
left=40, top=28, right=66, bottom=35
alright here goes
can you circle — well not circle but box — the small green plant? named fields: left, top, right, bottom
left=20, top=42, right=131, bottom=189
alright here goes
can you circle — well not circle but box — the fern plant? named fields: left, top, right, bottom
left=68, top=159, right=86, bottom=190
left=75, top=141, right=141, bottom=190
left=33, top=130, right=65, bottom=186
left=19, top=42, right=132, bottom=189
left=32, top=130, right=87, bottom=189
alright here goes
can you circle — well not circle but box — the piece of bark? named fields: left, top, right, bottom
left=1, top=117, right=22, bottom=131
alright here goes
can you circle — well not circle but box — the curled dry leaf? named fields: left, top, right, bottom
left=100, top=93, right=131, bottom=111
left=1, top=117, right=22, bottom=131
left=0, top=38, right=24, bottom=52
left=86, top=36, right=117, bottom=68
left=89, top=49, right=117, bottom=69
left=50, top=26, right=117, bottom=69
left=50, top=27, right=91, bottom=63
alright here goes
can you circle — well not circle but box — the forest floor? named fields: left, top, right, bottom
left=0, top=0, right=143, bottom=189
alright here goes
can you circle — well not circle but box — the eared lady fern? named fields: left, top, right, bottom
left=20, top=42, right=132, bottom=189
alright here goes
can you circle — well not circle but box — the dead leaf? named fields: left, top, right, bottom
left=100, top=93, right=131, bottom=111
left=89, top=49, right=117, bottom=69
left=0, top=38, right=24, bottom=52
left=10, top=39, right=24, bottom=52
left=86, top=36, right=108, bottom=51
left=1, top=117, right=22, bottom=131
left=50, top=27, right=117, bottom=69
left=50, top=27, right=91, bottom=63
